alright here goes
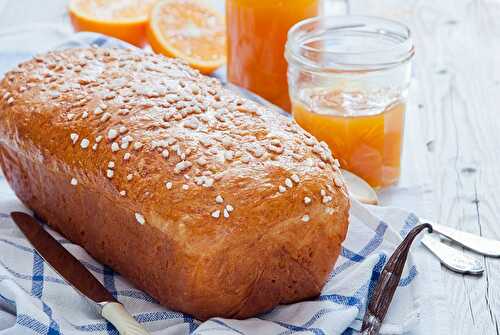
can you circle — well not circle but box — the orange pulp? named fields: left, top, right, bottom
left=292, top=89, right=405, bottom=188
left=226, top=0, right=319, bottom=111
left=148, top=0, right=226, bottom=74
left=69, top=0, right=157, bottom=47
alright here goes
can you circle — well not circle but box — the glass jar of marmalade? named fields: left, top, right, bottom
left=226, top=0, right=320, bottom=111
left=286, top=16, right=414, bottom=188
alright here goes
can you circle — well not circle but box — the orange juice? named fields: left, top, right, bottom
left=226, top=0, right=319, bottom=111
left=292, top=89, right=405, bottom=188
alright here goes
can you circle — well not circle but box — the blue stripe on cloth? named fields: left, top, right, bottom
left=73, top=322, right=114, bottom=333
left=183, top=313, right=199, bottom=334
left=0, top=234, right=111, bottom=282
left=0, top=212, right=9, bottom=218
left=322, top=283, right=370, bottom=318
left=114, top=289, right=157, bottom=303
left=366, top=254, right=387, bottom=303
left=42, top=302, right=61, bottom=335
left=0, top=238, right=34, bottom=252
left=341, top=328, right=354, bottom=335
left=80, top=261, right=114, bottom=275
left=277, top=308, right=335, bottom=335
left=399, top=266, right=418, bottom=287
left=1, top=277, right=65, bottom=335
left=134, top=311, right=185, bottom=323
left=399, top=213, right=419, bottom=237
left=31, top=252, right=44, bottom=298
left=17, top=314, right=50, bottom=334
left=341, top=247, right=365, bottom=262
left=318, top=294, right=361, bottom=308
left=103, top=266, right=116, bottom=297
left=0, top=259, right=66, bottom=285
left=0, top=235, right=71, bottom=257
left=73, top=323, right=110, bottom=332
left=271, top=320, right=325, bottom=335
left=330, top=222, right=387, bottom=278
left=29, top=252, right=62, bottom=334
left=331, top=222, right=418, bottom=289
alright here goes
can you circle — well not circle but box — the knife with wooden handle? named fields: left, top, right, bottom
left=11, top=212, right=149, bottom=335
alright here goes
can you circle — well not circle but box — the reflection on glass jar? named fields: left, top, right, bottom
left=286, top=16, right=414, bottom=188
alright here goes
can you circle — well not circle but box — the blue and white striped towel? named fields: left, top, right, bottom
left=0, top=28, right=426, bottom=335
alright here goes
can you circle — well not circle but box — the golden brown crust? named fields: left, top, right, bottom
left=0, top=47, right=349, bottom=320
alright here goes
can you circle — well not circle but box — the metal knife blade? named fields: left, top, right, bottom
left=421, top=235, right=484, bottom=275
left=11, top=211, right=115, bottom=304
left=422, top=219, right=500, bottom=257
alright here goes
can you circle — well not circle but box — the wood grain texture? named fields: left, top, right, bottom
left=348, top=0, right=500, bottom=334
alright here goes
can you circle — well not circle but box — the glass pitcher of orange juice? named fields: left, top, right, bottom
left=226, top=0, right=319, bottom=111
left=286, top=16, right=414, bottom=188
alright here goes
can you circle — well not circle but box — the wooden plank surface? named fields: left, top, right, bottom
left=348, top=0, right=500, bottom=334
left=1, top=0, right=499, bottom=333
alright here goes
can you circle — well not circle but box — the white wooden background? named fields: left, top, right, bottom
left=347, top=1, right=500, bottom=334
left=1, top=0, right=499, bottom=334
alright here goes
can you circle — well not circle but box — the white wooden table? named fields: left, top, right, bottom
left=347, top=1, right=500, bottom=334
left=1, top=0, right=499, bottom=333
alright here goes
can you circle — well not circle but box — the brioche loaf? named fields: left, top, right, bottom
left=0, top=47, right=349, bottom=320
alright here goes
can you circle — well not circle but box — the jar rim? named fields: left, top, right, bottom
left=285, top=15, right=415, bottom=72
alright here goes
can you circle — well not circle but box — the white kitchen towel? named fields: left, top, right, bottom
left=0, top=27, right=437, bottom=335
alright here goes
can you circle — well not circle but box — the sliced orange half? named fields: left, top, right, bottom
left=69, top=0, right=158, bottom=47
left=148, top=0, right=226, bottom=74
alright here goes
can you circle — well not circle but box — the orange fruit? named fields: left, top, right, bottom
left=148, top=0, right=226, bottom=74
left=68, top=0, right=158, bottom=47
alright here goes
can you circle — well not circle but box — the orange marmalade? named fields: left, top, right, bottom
left=286, top=16, right=414, bottom=188
left=226, top=0, right=319, bottom=111
left=292, top=89, right=405, bottom=188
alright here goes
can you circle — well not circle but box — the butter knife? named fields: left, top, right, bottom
left=421, top=219, right=500, bottom=257
left=11, top=212, right=149, bottom=335
left=421, top=235, right=484, bottom=275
